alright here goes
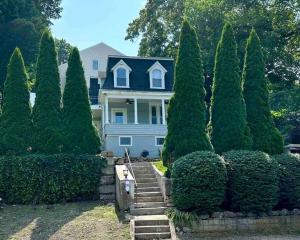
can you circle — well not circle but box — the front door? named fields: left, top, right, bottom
left=150, top=103, right=163, bottom=124
left=111, top=108, right=127, bottom=124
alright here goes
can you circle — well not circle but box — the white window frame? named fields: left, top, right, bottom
left=148, top=61, right=167, bottom=90
left=149, top=102, right=163, bottom=125
left=119, top=136, right=132, bottom=147
left=112, top=60, right=131, bottom=88
left=111, top=108, right=127, bottom=124
left=155, top=136, right=165, bottom=146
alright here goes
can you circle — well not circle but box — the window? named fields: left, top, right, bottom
left=119, top=136, right=132, bottom=146
left=112, top=60, right=131, bottom=88
left=92, top=60, right=99, bottom=70
left=111, top=108, right=127, bottom=124
left=148, top=61, right=167, bottom=89
left=155, top=137, right=165, bottom=146
left=116, top=68, right=127, bottom=87
left=152, top=69, right=162, bottom=88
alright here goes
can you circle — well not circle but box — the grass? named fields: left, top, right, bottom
left=0, top=201, right=130, bottom=240
left=153, top=160, right=168, bottom=176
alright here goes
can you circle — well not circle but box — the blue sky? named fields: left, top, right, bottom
left=51, top=0, right=145, bottom=55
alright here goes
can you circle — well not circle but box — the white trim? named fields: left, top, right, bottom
left=155, top=136, right=165, bottom=146
left=134, top=98, right=138, bottom=124
left=112, top=60, right=131, bottom=88
left=109, top=55, right=173, bottom=61
left=148, top=61, right=167, bottom=90
left=101, top=90, right=173, bottom=100
left=119, top=136, right=132, bottom=146
left=111, top=108, right=127, bottom=124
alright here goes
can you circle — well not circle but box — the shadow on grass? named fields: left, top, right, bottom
left=0, top=201, right=98, bottom=240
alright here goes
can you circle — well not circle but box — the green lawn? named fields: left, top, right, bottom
left=0, top=201, right=130, bottom=240
left=153, top=160, right=168, bottom=176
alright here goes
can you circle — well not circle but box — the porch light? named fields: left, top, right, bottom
left=164, top=99, right=169, bottom=104
left=123, top=169, right=129, bottom=178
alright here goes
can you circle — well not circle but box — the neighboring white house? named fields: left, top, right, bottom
left=58, top=42, right=174, bottom=158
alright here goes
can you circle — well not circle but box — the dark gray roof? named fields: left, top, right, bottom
left=102, top=56, right=174, bottom=92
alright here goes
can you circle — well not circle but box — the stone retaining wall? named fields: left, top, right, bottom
left=99, top=151, right=125, bottom=202
left=177, top=210, right=300, bottom=234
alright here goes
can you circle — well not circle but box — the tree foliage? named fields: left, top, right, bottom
left=126, top=0, right=300, bottom=89
left=0, top=48, right=32, bottom=154
left=209, top=23, right=251, bottom=154
left=162, top=20, right=212, bottom=167
left=32, top=30, right=62, bottom=154
left=243, top=29, right=283, bottom=154
left=0, top=0, right=62, bottom=89
left=55, top=38, right=73, bottom=65
left=62, top=48, right=100, bottom=154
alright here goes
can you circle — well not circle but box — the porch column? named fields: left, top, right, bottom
left=162, top=99, right=166, bottom=125
left=134, top=98, right=138, bottom=124
left=105, top=96, right=109, bottom=124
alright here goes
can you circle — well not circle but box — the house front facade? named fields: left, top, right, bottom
left=59, top=43, right=174, bottom=158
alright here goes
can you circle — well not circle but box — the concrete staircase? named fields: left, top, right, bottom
left=130, top=162, right=172, bottom=240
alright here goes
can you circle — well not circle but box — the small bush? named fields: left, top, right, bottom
left=275, top=153, right=300, bottom=209
left=171, top=151, right=227, bottom=212
left=0, top=154, right=106, bottom=204
left=224, top=150, right=278, bottom=213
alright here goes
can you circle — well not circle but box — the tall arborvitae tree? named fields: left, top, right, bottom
left=162, top=20, right=213, bottom=168
left=243, top=29, right=283, bottom=154
left=62, top=47, right=100, bottom=154
left=0, top=48, right=32, bottom=154
left=32, top=30, right=62, bottom=153
left=209, top=23, right=252, bottom=154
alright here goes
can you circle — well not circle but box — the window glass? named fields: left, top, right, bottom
left=115, top=112, right=124, bottom=124
left=156, top=137, right=165, bottom=146
left=152, top=69, right=162, bottom=88
left=117, top=68, right=127, bottom=86
left=151, top=106, right=157, bottom=124
left=120, top=137, right=131, bottom=146
left=93, top=60, right=99, bottom=70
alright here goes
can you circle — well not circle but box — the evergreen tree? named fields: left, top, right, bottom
left=0, top=48, right=32, bottom=154
left=62, top=47, right=100, bottom=154
left=32, top=30, right=62, bottom=153
left=243, top=29, right=283, bottom=154
left=209, top=23, right=252, bottom=154
left=162, top=20, right=213, bottom=168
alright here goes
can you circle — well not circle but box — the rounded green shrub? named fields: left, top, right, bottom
left=224, top=150, right=278, bottom=213
left=171, top=151, right=227, bottom=212
left=274, top=153, right=300, bottom=209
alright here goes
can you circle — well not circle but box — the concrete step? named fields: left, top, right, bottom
left=135, top=232, right=171, bottom=240
left=136, top=187, right=161, bottom=193
left=133, top=169, right=153, bottom=174
left=131, top=207, right=167, bottom=216
left=134, top=215, right=169, bottom=226
left=136, top=196, right=164, bottom=203
left=136, top=178, right=158, bottom=183
left=135, top=225, right=170, bottom=233
left=135, top=173, right=156, bottom=178
left=136, top=191, right=162, bottom=197
left=136, top=182, right=159, bottom=188
left=134, top=202, right=165, bottom=208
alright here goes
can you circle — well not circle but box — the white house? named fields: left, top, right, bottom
left=59, top=43, right=174, bottom=158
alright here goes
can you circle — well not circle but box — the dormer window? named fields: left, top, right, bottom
left=112, top=60, right=131, bottom=88
left=152, top=69, right=162, bottom=88
left=116, top=68, right=127, bottom=87
left=148, top=61, right=167, bottom=89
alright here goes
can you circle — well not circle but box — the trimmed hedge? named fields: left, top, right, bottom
left=171, top=151, right=227, bottom=212
left=224, top=150, right=278, bottom=213
left=275, top=153, right=300, bottom=209
left=0, top=154, right=106, bottom=204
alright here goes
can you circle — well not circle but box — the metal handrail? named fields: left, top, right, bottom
left=125, top=148, right=137, bottom=206
left=125, top=148, right=137, bottom=187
